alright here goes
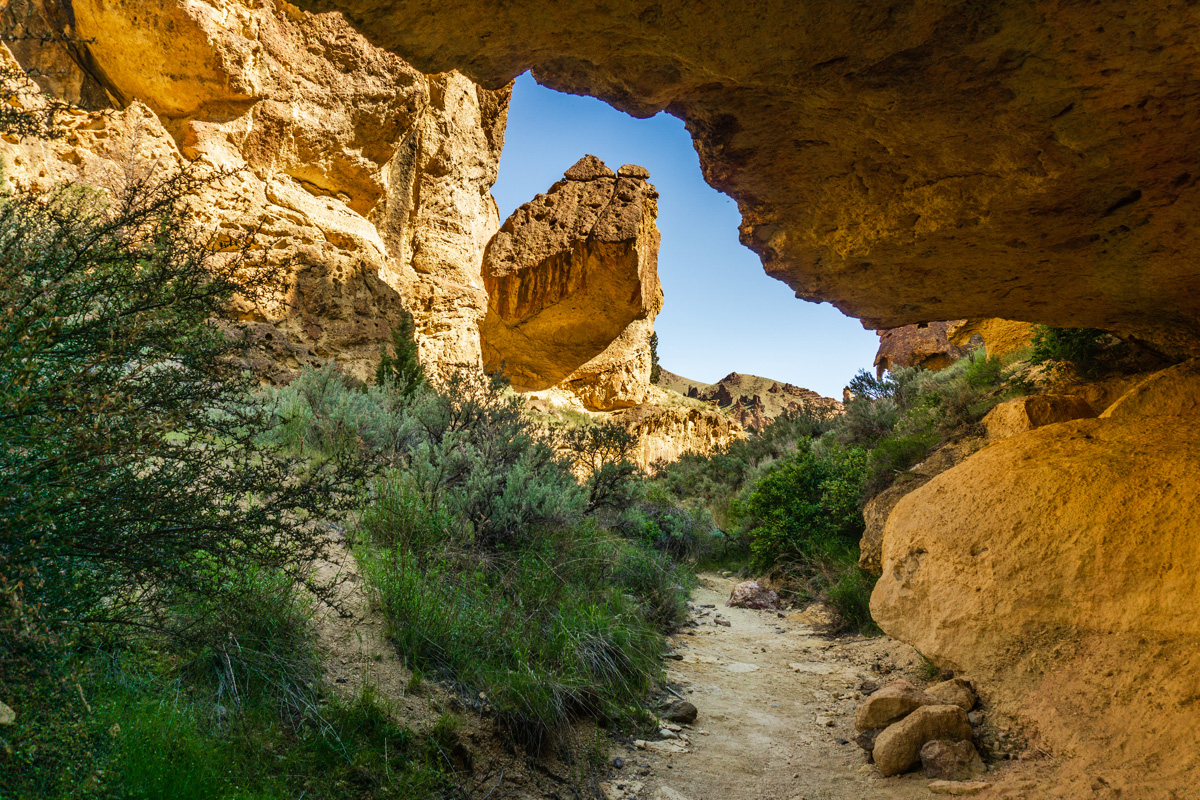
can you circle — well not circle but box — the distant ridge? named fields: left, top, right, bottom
left=658, top=369, right=841, bottom=430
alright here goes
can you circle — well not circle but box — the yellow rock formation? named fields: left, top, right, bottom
left=480, top=155, right=663, bottom=409
left=296, top=0, right=1200, bottom=356
left=872, top=359, right=1200, bottom=795
left=947, top=319, right=1036, bottom=360
left=2, top=0, right=508, bottom=382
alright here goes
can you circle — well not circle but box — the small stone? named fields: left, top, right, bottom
left=564, top=154, right=616, bottom=181
left=968, top=711, right=985, bottom=727
left=921, top=739, right=985, bottom=781
left=613, top=757, right=624, bottom=769
left=928, top=780, right=993, bottom=796
left=617, top=163, right=650, bottom=179
left=854, top=679, right=937, bottom=731
left=726, top=580, right=781, bottom=610
left=872, top=705, right=973, bottom=777
left=715, top=618, right=731, bottom=627
left=854, top=729, right=881, bottom=763
left=659, top=728, right=679, bottom=739
left=835, top=738, right=850, bottom=745
left=662, top=700, right=698, bottom=724
left=926, top=678, right=977, bottom=711
left=0, top=702, right=14, bottom=726
left=858, top=679, right=880, bottom=695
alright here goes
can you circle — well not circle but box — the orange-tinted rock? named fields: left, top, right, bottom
left=874, top=321, right=972, bottom=377
left=480, top=155, right=663, bottom=407
left=293, top=0, right=1200, bottom=356
left=872, top=360, right=1200, bottom=794
left=981, top=394, right=1097, bottom=440
left=947, top=319, right=1037, bottom=360
left=3, top=1, right=509, bottom=382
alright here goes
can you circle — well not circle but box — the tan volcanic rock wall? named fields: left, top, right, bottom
left=480, top=155, right=663, bottom=408
left=4, top=0, right=508, bottom=381
left=947, top=318, right=1037, bottom=360
left=610, top=404, right=744, bottom=470
left=872, top=359, right=1200, bottom=796
left=295, top=0, right=1200, bottom=356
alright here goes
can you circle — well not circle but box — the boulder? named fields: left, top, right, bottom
left=872, top=360, right=1200, bottom=791
left=920, top=739, right=985, bottom=781
left=0, top=700, right=14, bottom=726
left=872, top=705, right=973, bottom=777
left=480, top=155, right=664, bottom=408
left=926, top=678, right=977, bottom=712
left=873, top=321, right=971, bottom=378
left=726, top=581, right=781, bottom=610
left=981, top=395, right=1097, bottom=440
left=660, top=700, right=698, bottom=725
left=853, top=679, right=936, bottom=731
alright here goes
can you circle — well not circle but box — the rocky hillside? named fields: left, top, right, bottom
left=658, top=369, right=841, bottom=430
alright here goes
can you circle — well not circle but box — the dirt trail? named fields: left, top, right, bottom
left=607, top=573, right=940, bottom=800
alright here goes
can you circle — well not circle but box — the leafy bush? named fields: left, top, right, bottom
left=0, top=173, right=359, bottom=641
left=1028, top=325, right=1110, bottom=377
left=733, top=441, right=869, bottom=568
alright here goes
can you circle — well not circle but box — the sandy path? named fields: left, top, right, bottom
left=606, top=573, right=937, bottom=800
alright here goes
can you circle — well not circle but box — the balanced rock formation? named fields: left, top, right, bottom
left=295, top=0, right=1200, bottom=356
left=874, top=321, right=974, bottom=378
left=1, top=0, right=508, bottom=382
left=480, top=155, right=663, bottom=409
left=872, top=359, right=1200, bottom=794
left=658, top=369, right=841, bottom=430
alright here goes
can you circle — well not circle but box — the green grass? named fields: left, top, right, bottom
left=356, top=474, right=686, bottom=752
left=0, top=574, right=456, bottom=800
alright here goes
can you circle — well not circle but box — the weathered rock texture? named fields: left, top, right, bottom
left=858, top=437, right=984, bottom=574
left=293, top=0, right=1200, bottom=356
left=981, top=394, right=1096, bottom=440
left=873, top=359, right=1200, bottom=795
left=2, top=0, right=509, bottom=382
left=874, top=321, right=973, bottom=377
left=658, top=369, right=841, bottom=430
left=609, top=404, right=743, bottom=469
left=480, top=155, right=663, bottom=409
left=948, top=319, right=1036, bottom=360
left=873, top=705, right=973, bottom=777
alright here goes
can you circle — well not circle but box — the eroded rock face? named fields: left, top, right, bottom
left=872, top=359, right=1200, bottom=794
left=610, top=404, right=743, bottom=470
left=874, top=321, right=972, bottom=377
left=294, top=0, right=1200, bottom=356
left=981, top=394, right=1097, bottom=440
left=480, top=155, right=663, bottom=408
left=4, top=0, right=509, bottom=382
left=947, top=319, right=1036, bottom=360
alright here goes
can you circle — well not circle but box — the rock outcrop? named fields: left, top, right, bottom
left=872, top=359, right=1200, bottom=795
left=294, top=0, right=1200, bottom=356
left=981, top=394, right=1096, bottom=440
left=480, top=155, right=663, bottom=409
left=2, top=0, right=509, bottom=382
left=874, top=321, right=974, bottom=378
left=658, top=369, right=841, bottom=430
left=947, top=319, right=1037, bottom=360
left=609, top=404, right=743, bottom=470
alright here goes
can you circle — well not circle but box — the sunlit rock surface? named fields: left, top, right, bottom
left=481, top=155, right=663, bottom=409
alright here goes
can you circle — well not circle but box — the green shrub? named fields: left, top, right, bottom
left=734, top=441, right=869, bottom=569
left=0, top=172, right=360, bottom=643
left=823, top=566, right=881, bottom=636
left=1028, top=325, right=1110, bottom=377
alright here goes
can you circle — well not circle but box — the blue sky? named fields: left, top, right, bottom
left=491, top=74, right=879, bottom=400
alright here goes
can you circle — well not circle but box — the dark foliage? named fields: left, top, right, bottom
left=648, top=332, right=661, bottom=384
left=0, top=172, right=361, bottom=638
left=375, top=309, right=425, bottom=396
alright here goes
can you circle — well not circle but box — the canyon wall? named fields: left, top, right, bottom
left=2, top=0, right=508, bottom=382
left=295, top=0, right=1200, bottom=357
